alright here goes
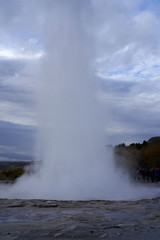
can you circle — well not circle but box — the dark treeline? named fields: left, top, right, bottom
left=114, top=137, right=160, bottom=170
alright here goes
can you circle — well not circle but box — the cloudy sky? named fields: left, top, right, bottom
left=0, top=0, right=160, bottom=161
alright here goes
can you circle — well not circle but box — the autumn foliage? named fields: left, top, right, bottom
left=114, top=137, right=160, bottom=170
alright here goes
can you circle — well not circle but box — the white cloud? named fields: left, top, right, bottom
left=97, top=54, right=160, bottom=84
left=0, top=36, right=44, bottom=61
left=0, top=47, right=43, bottom=60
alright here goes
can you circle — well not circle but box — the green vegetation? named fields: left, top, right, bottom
left=0, top=167, right=24, bottom=182
left=114, top=137, right=160, bottom=170
left=0, top=161, right=32, bottom=183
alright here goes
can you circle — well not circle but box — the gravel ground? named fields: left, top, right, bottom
left=0, top=193, right=160, bottom=239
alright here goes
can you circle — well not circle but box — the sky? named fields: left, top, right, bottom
left=0, top=0, right=160, bottom=161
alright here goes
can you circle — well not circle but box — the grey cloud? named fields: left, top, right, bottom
left=0, top=0, right=43, bottom=33
left=98, top=79, right=136, bottom=93
left=0, top=120, right=36, bottom=160
left=0, top=60, right=25, bottom=78
left=0, top=121, right=36, bottom=155
left=0, top=60, right=35, bottom=118
left=0, top=83, right=34, bottom=106
left=99, top=72, right=160, bottom=145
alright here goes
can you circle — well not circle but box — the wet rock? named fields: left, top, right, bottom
left=54, top=232, right=63, bottom=237
left=33, top=203, right=58, bottom=208
left=114, top=223, right=137, bottom=229
left=7, top=204, right=26, bottom=208
left=116, top=232, right=122, bottom=236
left=147, top=212, right=160, bottom=220
left=0, top=197, right=160, bottom=239
left=100, top=232, right=108, bottom=238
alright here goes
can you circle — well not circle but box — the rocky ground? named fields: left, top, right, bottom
left=0, top=195, right=160, bottom=239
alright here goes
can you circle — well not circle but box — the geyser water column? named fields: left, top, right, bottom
left=36, top=0, right=119, bottom=199
left=38, top=0, right=112, bottom=199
